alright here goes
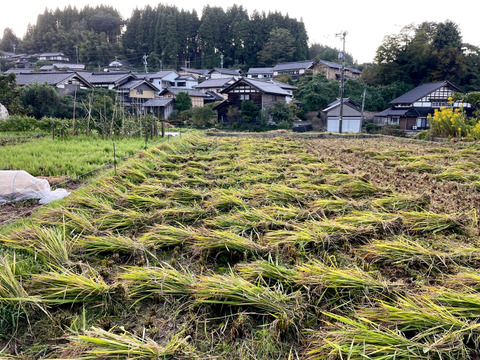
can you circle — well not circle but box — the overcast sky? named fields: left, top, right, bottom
left=1, top=0, right=478, bottom=64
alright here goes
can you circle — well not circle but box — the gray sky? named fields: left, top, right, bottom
left=1, top=0, right=478, bottom=64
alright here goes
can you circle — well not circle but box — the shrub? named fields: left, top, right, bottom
left=0, top=115, right=38, bottom=132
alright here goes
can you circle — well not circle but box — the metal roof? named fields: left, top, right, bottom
left=390, top=81, right=462, bottom=105
left=209, top=68, right=242, bottom=76
left=117, top=79, right=159, bottom=91
left=272, top=60, right=314, bottom=72
left=194, top=77, right=234, bottom=88
left=142, top=98, right=174, bottom=107
left=246, top=67, right=274, bottom=75
left=222, top=78, right=291, bottom=96
left=15, top=72, right=92, bottom=87
left=323, top=98, right=361, bottom=112
left=79, top=71, right=134, bottom=85
left=160, top=87, right=210, bottom=97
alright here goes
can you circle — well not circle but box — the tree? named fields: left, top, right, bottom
left=20, top=83, right=67, bottom=119
left=0, top=74, right=21, bottom=114
left=241, top=100, right=260, bottom=124
left=174, top=92, right=192, bottom=112
left=267, top=101, right=296, bottom=128
left=257, top=28, right=296, bottom=66
left=0, top=28, right=19, bottom=53
left=191, top=103, right=216, bottom=127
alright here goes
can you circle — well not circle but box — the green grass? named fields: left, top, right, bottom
left=0, top=135, right=168, bottom=177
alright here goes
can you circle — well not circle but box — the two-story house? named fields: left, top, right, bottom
left=213, top=77, right=295, bottom=124
left=374, top=81, right=472, bottom=131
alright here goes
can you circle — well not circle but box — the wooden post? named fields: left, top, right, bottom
left=52, top=122, right=55, bottom=140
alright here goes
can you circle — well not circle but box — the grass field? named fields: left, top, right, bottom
left=2, top=133, right=480, bottom=359
left=0, top=134, right=174, bottom=178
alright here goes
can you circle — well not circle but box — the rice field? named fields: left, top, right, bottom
left=2, top=133, right=480, bottom=359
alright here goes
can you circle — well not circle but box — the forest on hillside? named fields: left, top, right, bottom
left=0, top=5, right=310, bottom=71
left=1, top=4, right=480, bottom=90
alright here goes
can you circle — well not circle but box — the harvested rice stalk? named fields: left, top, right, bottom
left=360, top=295, right=471, bottom=338
left=305, top=312, right=468, bottom=360
left=192, top=229, right=265, bottom=253
left=77, top=235, right=147, bottom=257
left=372, top=194, right=429, bottom=212
left=0, top=226, right=75, bottom=266
left=235, top=260, right=296, bottom=284
left=193, top=271, right=301, bottom=326
left=119, top=263, right=195, bottom=300
left=59, top=327, right=197, bottom=359
left=336, top=179, right=385, bottom=198
left=29, top=266, right=111, bottom=304
left=294, top=259, right=388, bottom=292
left=306, top=198, right=350, bottom=217
left=138, top=224, right=195, bottom=248
left=401, top=211, right=465, bottom=234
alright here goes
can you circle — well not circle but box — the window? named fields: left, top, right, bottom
left=136, top=89, right=144, bottom=95
left=240, top=94, right=250, bottom=100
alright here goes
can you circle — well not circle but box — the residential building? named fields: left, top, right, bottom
left=142, top=98, right=174, bottom=119
left=246, top=67, right=274, bottom=79
left=272, top=60, right=314, bottom=79
left=14, top=72, right=92, bottom=95
left=213, top=77, right=293, bottom=124
left=159, top=87, right=212, bottom=108
left=323, top=98, right=363, bottom=133
left=313, top=60, right=362, bottom=80
left=207, top=67, right=243, bottom=80
left=374, top=81, right=471, bottom=131
left=193, top=77, right=236, bottom=100
left=38, top=52, right=70, bottom=62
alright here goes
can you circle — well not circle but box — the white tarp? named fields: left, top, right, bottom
left=0, top=170, right=70, bottom=205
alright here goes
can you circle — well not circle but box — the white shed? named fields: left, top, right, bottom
left=324, top=98, right=362, bottom=133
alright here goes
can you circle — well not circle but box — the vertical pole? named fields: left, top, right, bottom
left=161, top=121, right=165, bottom=138
left=338, top=31, right=346, bottom=134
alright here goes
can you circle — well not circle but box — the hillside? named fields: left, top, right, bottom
left=2, top=133, right=480, bottom=359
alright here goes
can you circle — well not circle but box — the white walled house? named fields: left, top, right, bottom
left=324, top=98, right=363, bottom=133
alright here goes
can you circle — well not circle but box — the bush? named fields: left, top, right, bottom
left=0, top=115, right=38, bottom=132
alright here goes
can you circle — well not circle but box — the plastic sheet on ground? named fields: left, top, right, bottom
left=0, top=170, right=70, bottom=205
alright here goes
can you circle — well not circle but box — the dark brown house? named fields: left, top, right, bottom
left=213, top=77, right=293, bottom=124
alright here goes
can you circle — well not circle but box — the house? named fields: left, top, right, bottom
left=136, top=70, right=198, bottom=92
left=14, top=72, right=93, bottom=95
left=40, top=63, right=86, bottom=72
left=79, top=71, right=136, bottom=90
left=323, top=98, right=363, bottom=133
left=213, top=77, right=293, bottom=124
left=313, top=60, right=362, bottom=80
left=159, top=87, right=212, bottom=108
left=178, top=67, right=210, bottom=80
left=142, top=98, right=174, bottom=119
left=272, top=60, right=314, bottom=79
left=116, top=79, right=159, bottom=112
left=38, top=52, right=70, bottom=62
left=193, top=77, right=236, bottom=100
left=246, top=67, right=274, bottom=79
left=374, top=81, right=471, bottom=131
left=207, top=68, right=243, bottom=80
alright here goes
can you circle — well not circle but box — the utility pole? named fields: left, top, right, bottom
left=143, top=54, right=148, bottom=73
left=74, top=45, right=79, bottom=63
left=336, top=31, right=347, bottom=134
left=220, top=54, right=224, bottom=69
